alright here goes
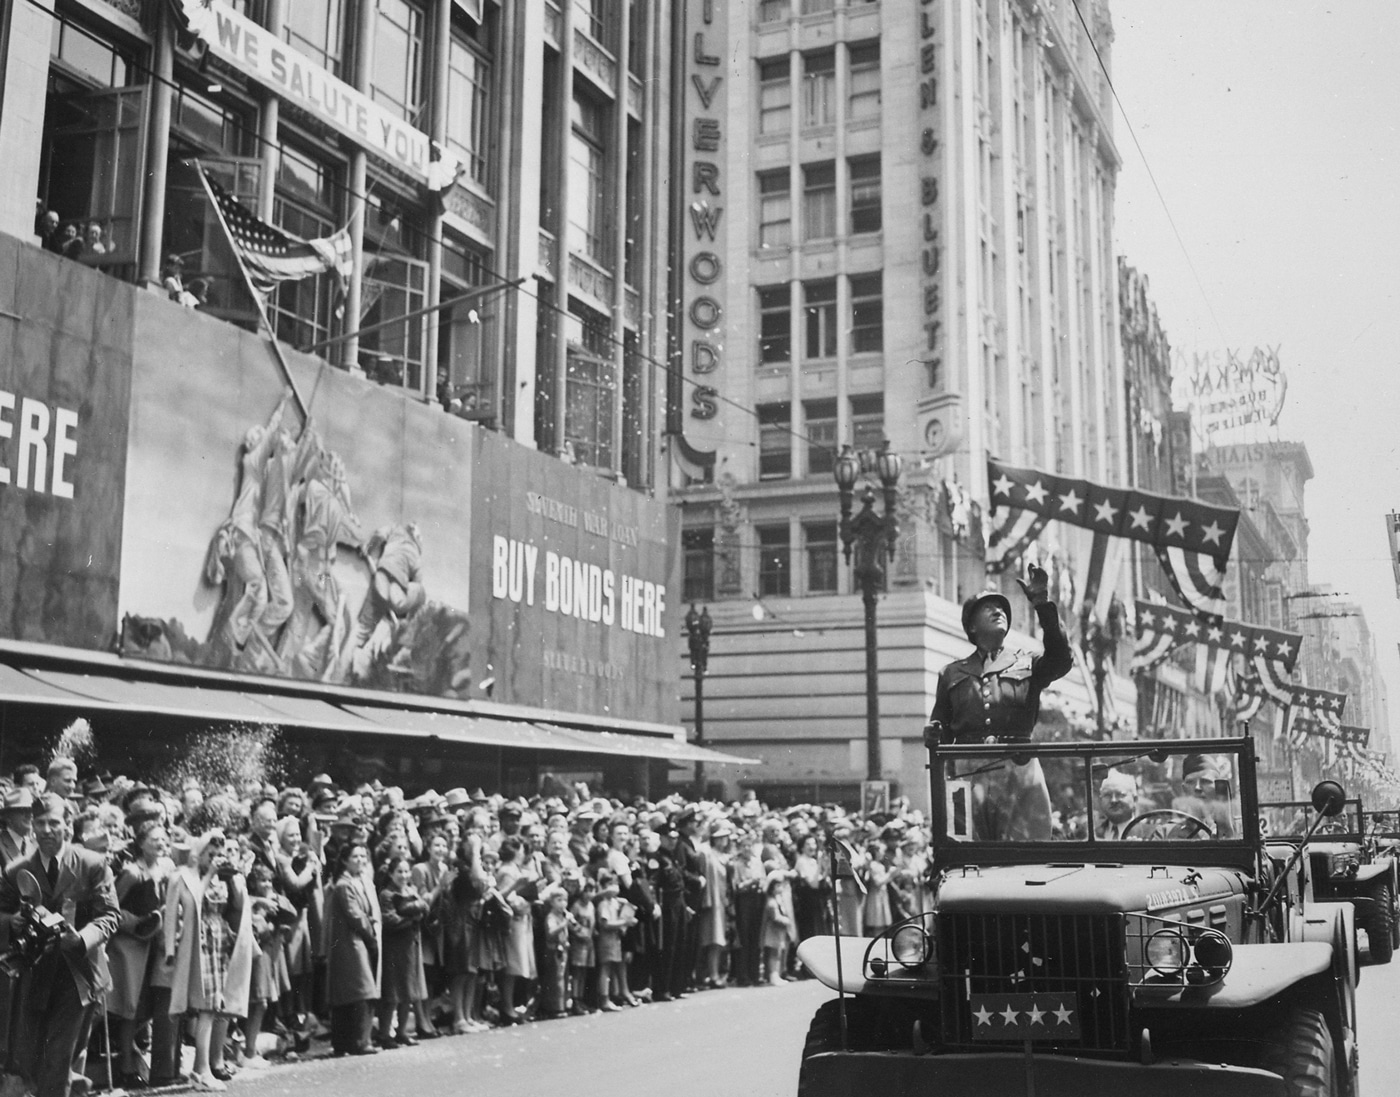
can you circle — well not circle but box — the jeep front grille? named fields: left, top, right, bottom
left=937, top=912, right=1130, bottom=1055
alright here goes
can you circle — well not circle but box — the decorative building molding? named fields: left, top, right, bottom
left=574, top=29, right=617, bottom=94
left=443, top=184, right=496, bottom=237
left=569, top=252, right=614, bottom=309
left=715, top=472, right=745, bottom=596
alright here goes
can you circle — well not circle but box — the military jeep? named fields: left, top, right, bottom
left=796, top=737, right=1360, bottom=1096
left=1263, top=796, right=1399, bottom=964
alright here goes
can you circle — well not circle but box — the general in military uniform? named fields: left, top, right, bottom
left=926, top=565, right=1072, bottom=840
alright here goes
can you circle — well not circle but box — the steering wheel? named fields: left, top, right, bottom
left=1120, top=808, right=1215, bottom=841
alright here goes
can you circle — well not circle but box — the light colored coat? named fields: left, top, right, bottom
left=163, top=865, right=255, bottom=1018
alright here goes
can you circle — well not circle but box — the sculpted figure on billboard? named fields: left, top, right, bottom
left=123, top=398, right=473, bottom=697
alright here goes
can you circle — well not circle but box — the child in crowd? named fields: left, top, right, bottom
left=378, top=855, right=430, bottom=1046
left=538, top=885, right=571, bottom=1018
left=242, top=862, right=291, bottom=1070
left=593, top=870, right=626, bottom=1012
left=567, top=877, right=597, bottom=1015
left=760, top=870, right=797, bottom=986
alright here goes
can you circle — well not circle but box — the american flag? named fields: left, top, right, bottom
left=199, top=168, right=353, bottom=300
left=986, top=459, right=1240, bottom=619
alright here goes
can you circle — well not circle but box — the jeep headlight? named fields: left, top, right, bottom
left=1145, top=931, right=1187, bottom=977
left=1187, top=929, right=1233, bottom=984
left=891, top=924, right=931, bottom=969
left=1331, top=851, right=1360, bottom=876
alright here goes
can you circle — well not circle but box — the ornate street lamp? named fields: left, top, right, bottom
left=685, top=603, right=713, bottom=791
left=834, top=441, right=902, bottom=782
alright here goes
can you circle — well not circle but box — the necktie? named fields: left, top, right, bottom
left=45, top=856, right=59, bottom=891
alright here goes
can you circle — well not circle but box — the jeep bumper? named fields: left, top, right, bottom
left=800, top=1050, right=1285, bottom=1097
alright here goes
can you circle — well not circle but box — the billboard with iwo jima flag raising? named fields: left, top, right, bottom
left=0, top=237, right=680, bottom=726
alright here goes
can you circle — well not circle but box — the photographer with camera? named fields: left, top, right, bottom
left=0, top=792, right=120, bottom=1097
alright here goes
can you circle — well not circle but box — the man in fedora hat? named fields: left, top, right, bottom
left=1, top=786, right=36, bottom=868
left=925, top=562, right=1071, bottom=745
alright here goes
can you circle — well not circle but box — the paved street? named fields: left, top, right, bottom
left=222, top=981, right=831, bottom=1097
left=205, top=953, right=1400, bottom=1097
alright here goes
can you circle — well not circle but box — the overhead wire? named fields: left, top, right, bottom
left=1068, top=0, right=1229, bottom=346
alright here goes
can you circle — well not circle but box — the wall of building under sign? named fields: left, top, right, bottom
left=0, top=234, right=131, bottom=650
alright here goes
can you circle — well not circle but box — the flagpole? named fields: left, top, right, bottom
left=195, top=160, right=310, bottom=423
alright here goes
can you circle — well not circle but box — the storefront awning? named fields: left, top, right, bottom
left=531, top=722, right=760, bottom=766
left=0, top=661, right=758, bottom=766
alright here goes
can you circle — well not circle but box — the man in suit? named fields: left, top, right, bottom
left=0, top=792, right=120, bottom=1097
left=0, top=787, right=35, bottom=868
left=1095, top=769, right=1140, bottom=842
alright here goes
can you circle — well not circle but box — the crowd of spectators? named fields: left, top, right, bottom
left=0, top=754, right=931, bottom=1094
left=35, top=205, right=111, bottom=266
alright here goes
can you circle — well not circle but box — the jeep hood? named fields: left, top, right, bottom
left=935, top=863, right=1249, bottom=915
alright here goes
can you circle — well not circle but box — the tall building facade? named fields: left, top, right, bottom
left=0, top=0, right=750, bottom=796
left=671, top=0, right=1128, bottom=805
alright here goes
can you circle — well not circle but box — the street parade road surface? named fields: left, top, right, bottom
left=208, top=961, right=1400, bottom=1097
left=224, top=980, right=830, bottom=1097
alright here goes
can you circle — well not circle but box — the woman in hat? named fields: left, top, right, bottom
left=163, top=828, right=256, bottom=1091
left=697, top=821, right=733, bottom=988
left=791, top=833, right=832, bottom=946
left=109, top=819, right=174, bottom=1087
left=325, top=839, right=381, bottom=1056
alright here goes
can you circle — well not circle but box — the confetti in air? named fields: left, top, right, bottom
left=51, top=718, right=94, bottom=765
left=160, top=723, right=286, bottom=799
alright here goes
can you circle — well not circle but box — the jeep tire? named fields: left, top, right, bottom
left=797, top=999, right=873, bottom=1097
left=1366, top=878, right=1394, bottom=963
left=1260, top=1007, right=1339, bottom=1097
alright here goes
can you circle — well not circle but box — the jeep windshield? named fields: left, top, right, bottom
left=929, top=738, right=1257, bottom=867
left=1260, top=797, right=1364, bottom=841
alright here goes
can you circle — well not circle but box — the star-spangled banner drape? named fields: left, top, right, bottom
left=199, top=168, right=353, bottom=300
left=1131, top=599, right=1301, bottom=670
left=987, top=459, right=1241, bottom=618
left=1280, top=686, right=1347, bottom=748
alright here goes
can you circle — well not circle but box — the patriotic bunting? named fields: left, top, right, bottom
left=988, top=459, right=1240, bottom=618
left=1281, top=686, right=1347, bottom=748
left=199, top=168, right=354, bottom=301
left=985, top=511, right=1051, bottom=574
left=1131, top=600, right=1302, bottom=685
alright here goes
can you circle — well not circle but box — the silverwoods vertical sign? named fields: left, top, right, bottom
left=684, top=0, right=727, bottom=440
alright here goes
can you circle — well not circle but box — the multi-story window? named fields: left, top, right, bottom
left=757, top=170, right=791, bottom=249
left=758, top=286, right=791, bottom=363
left=804, top=522, right=838, bottom=594
left=802, top=162, right=835, bottom=241
left=683, top=528, right=715, bottom=602
left=563, top=303, right=615, bottom=468
left=758, top=58, right=791, bottom=136
left=574, top=0, right=614, bottom=48
left=569, top=92, right=610, bottom=266
left=372, top=0, right=425, bottom=123
left=848, top=43, right=881, bottom=121
left=801, top=51, right=835, bottom=129
left=849, top=156, right=881, bottom=234
left=283, top=0, right=346, bottom=77
left=850, top=273, right=883, bottom=353
left=446, top=24, right=492, bottom=190
left=759, top=0, right=791, bottom=22
left=851, top=393, right=885, bottom=451
left=802, top=0, right=835, bottom=13
left=757, top=525, right=791, bottom=597
left=758, top=402, right=792, bottom=480
left=803, top=280, right=837, bottom=359
left=270, top=145, right=341, bottom=355
left=804, top=399, right=837, bottom=477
